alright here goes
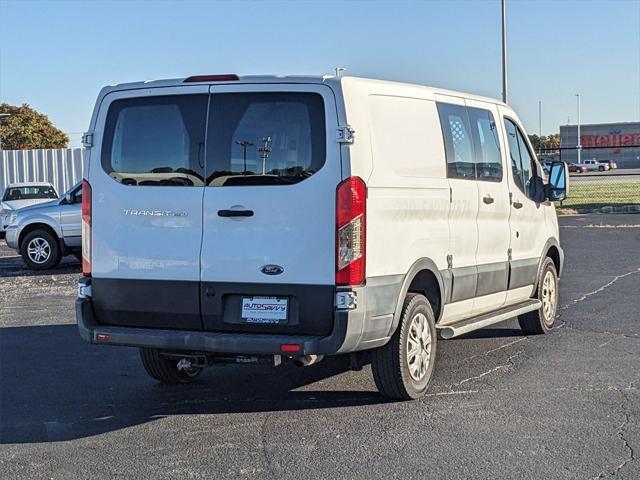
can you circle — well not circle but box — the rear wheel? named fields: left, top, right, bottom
left=371, top=293, right=437, bottom=400
left=519, top=257, right=559, bottom=335
left=598, top=166, right=605, bottom=172
left=139, top=348, right=203, bottom=384
left=20, top=229, right=61, bottom=270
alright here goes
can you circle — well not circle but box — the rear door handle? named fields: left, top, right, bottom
left=512, top=201, right=523, bottom=209
left=483, top=195, right=495, bottom=205
left=217, top=209, right=254, bottom=217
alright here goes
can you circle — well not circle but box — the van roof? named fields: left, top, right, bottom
left=97, top=74, right=506, bottom=107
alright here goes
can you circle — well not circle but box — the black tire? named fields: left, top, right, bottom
left=139, top=348, right=203, bottom=384
left=20, top=229, right=61, bottom=270
left=371, top=293, right=437, bottom=400
left=598, top=166, right=605, bottom=172
left=518, top=257, right=559, bottom=335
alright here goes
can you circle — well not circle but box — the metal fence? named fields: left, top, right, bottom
left=0, top=148, right=85, bottom=198
left=539, top=145, right=640, bottom=212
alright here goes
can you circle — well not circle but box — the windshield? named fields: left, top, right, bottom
left=2, top=185, right=58, bottom=201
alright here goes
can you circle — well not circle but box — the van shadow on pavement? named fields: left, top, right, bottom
left=0, top=319, right=528, bottom=444
left=0, top=323, right=384, bottom=444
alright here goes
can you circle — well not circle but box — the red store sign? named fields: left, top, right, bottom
left=580, top=133, right=640, bottom=147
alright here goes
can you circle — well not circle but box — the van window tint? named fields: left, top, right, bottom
left=206, top=93, right=325, bottom=186
left=468, top=107, right=502, bottom=182
left=437, top=103, right=475, bottom=179
left=102, top=95, right=208, bottom=186
left=504, top=118, right=536, bottom=197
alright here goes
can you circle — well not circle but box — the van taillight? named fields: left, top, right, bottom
left=336, top=177, right=366, bottom=286
left=81, top=180, right=92, bottom=277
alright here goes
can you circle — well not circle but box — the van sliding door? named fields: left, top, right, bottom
left=435, top=96, right=479, bottom=323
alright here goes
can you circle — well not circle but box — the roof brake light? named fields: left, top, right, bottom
left=184, top=74, right=239, bottom=83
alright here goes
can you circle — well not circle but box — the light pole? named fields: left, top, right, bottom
left=501, top=0, right=508, bottom=104
left=538, top=100, right=542, bottom=156
left=576, top=94, right=581, bottom=164
left=257, top=136, right=272, bottom=175
left=235, top=140, right=254, bottom=175
left=0, top=113, right=11, bottom=151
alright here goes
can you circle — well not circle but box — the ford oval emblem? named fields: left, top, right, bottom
left=261, top=264, right=284, bottom=275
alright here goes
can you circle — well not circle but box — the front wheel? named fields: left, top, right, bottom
left=140, top=348, right=203, bottom=384
left=519, top=257, right=559, bottom=334
left=371, top=293, right=437, bottom=400
left=20, top=229, right=61, bottom=270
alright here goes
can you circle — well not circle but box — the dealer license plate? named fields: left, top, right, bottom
left=241, top=297, right=288, bottom=324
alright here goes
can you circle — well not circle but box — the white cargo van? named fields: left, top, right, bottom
left=77, top=74, right=567, bottom=400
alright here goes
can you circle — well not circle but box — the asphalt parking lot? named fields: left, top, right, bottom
left=1, top=213, right=638, bottom=480
left=570, top=169, right=640, bottom=183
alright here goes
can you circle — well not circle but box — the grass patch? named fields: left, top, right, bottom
left=560, top=181, right=640, bottom=209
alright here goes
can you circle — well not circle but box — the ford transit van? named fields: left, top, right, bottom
left=77, top=75, right=567, bottom=400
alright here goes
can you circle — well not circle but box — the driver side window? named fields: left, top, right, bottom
left=504, top=118, right=536, bottom=198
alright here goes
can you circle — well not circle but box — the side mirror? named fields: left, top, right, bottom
left=546, top=162, right=568, bottom=201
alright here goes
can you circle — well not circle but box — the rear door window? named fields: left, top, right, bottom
left=102, top=95, right=208, bottom=186
left=205, top=92, right=326, bottom=186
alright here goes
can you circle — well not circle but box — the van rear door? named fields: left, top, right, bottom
left=199, top=84, right=342, bottom=336
left=90, top=86, right=209, bottom=330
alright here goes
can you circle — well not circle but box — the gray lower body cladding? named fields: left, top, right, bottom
left=441, top=257, right=542, bottom=303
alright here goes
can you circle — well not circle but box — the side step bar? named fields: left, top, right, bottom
left=437, top=299, right=542, bottom=339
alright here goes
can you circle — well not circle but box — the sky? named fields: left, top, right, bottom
left=1, top=0, right=639, bottom=147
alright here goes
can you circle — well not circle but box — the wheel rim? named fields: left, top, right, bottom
left=541, top=270, right=557, bottom=325
left=406, top=312, right=432, bottom=382
left=27, top=237, right=51, bottom=264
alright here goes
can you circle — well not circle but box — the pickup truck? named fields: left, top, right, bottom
left=0, top=182, right=58, bottom=234
left=578, top=159, right=610, bottom=172
left=4, top=182, right=81, bottom=270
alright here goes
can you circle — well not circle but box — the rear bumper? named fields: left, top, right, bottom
left=76, top=275, right=402, bottom=355
left=76, top=295, right=352, bottom=356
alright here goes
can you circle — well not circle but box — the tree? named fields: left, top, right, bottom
left=528, top=133, right=560, bottom=152
left=545, top=134, right=560, bottom=150
left=0, top=103, right=68, bottom=150
left=528, top=134, right=541, bottom=152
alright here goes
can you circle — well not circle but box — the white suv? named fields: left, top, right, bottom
left=76, top=74, right=567, bottom=400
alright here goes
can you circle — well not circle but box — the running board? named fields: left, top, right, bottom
left=437, top=299, right=542, bottom=339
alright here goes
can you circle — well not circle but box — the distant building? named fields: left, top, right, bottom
left=559, top=122, right=640, bottom=168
